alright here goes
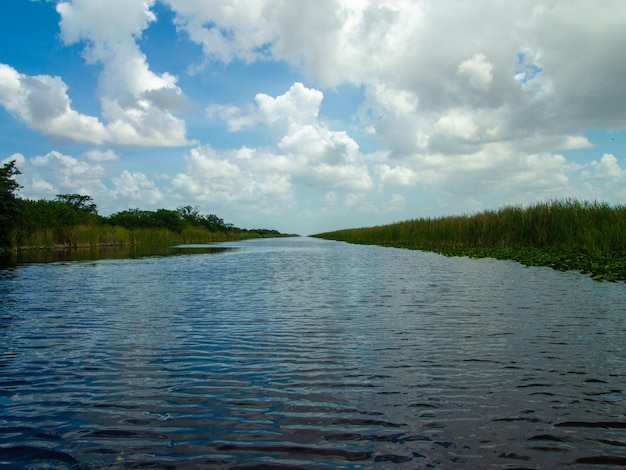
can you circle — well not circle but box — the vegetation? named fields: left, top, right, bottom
left=0, top=160, right=22, bottom=248
left=0, top=160, right=292, bottom=252
left=313, top=199, right=626, bottom=282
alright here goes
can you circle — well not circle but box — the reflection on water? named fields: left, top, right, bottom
left=0, top=244, right=233, bottom=269
left=0, top=237, right=625, bottom=468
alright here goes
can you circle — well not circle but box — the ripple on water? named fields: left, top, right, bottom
left=0, top=238, right=625, bottom=468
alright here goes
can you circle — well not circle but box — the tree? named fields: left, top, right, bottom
left=106, top=208, right=150, bottom=229
left=202, top=213, right=227, bottom=231
left=177, top=205, right=201, bottom=225
left=55, top=194, right=98, bottom=215
left=151, top=209, right=183, bottom=233
left=0, top=160, right=22, bottom=248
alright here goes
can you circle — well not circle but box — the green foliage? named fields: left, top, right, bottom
left=2, top=162, right=289, bottom=251
left=177, top=205, right=202, bottom=225
left=55, top=194, right=98, bottom=215
left=0, top=160, right=22, bottom=248
left=313, top=199, right=626, bottom=281
left=106, top=208, right=187, bottom=233
left=202, top=213, right=230, bottom=231
left=105, top=208, right=151, bottom=229
left=152, top=209, right=184, bottom=233
left=20, top=198, right=101, bottom=229
left=107, top=206, right=235, bottom=234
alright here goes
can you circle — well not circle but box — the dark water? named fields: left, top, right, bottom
left=1, top=237, right=624, bottom=469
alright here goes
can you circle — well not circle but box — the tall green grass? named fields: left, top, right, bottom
left=12, top=224, right=263, bottom=250
left=315, top=199, right=626, bottom=252
left=313, top=199, right=626, bottom=281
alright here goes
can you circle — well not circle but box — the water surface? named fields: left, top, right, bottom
left=1, top=237, right=625, bottom=468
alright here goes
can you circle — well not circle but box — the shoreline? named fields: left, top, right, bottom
left=333, top=240, right=626, bottom=282
left=312, top=200, right=626, bottom=283
left=8, top=242, right=136, bottom=252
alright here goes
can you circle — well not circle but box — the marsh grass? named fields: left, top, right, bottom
left=13, top=224, right=261, bottom=250
left=314, top=199, right=626, bottom=281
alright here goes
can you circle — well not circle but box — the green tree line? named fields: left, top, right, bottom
left=0, top=160, right=288, bottom=250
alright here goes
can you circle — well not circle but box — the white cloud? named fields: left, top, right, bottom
left=206, top=104, right=257, bottom=132
left=4, top=151, right=163, bottom=214
left=590, top=154, right=623, bottom=180
left=206, top=82, right=373, bottom=193
left=457, top=53, right=493, bottom=91
left=164, top=0, right=278, bottom=64
left=560, top=136, right=592, bottom=150
left=170, top=144, right=294, bottom=214
left=57, top=0, right=157, bottom=47
left=360, top=84, right=425, bottom=156
left=14, top=150, right=108, bottom=200
left=52, top=0, right=193, bottom=146
left=389, top=193, right=406, bottom=210
left=83, top=149, right=120, bottom=161
left=433, top=112, right=480, bottom=142
left=0, top=61, right=191, bottom=146
left=256, top=83, right=323, bottom=129
left=172, top=0, right=626, bottom=159
left=111, top=170, right=164, bottom=206
left=184, top=146, right=242, bottom=186
left=439, top=150, right=576, bottom=199
left=0, top=64, right=108, bottom=144
left=2, top=0, right=626, bottom=234
left=376, top=164, right=420, bottom=187
left=1, top=153, right=28, bottom=169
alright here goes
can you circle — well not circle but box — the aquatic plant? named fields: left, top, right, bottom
left=313, top=199, right=626, bottom=282
left=11, top=224, right=266, bottom=250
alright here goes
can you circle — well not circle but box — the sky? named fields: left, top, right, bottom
left=1, top=0, right=625, bottom=235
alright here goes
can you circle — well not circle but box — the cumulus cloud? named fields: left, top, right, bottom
left=206, top=104, right=257, bottom=132
left=174, top=0, right=625, bottom=159
left=164, top=0, right=278, bottom=64
left=584, top=154, right=626, bottom=200
left=166, top=0, right=424, bottom=85
left=209, top=83, right=325, bottom=135
left=10, top=150, right=108, bottom=200
left=457, top=53, right=493, bottom=91
left=589, top=154, right=624, bottom=180
left=376, top=164, right=420, bottom=188
left=2, top=0, right=625, bottom=233
left=170, top=145, right=293, bottom=214
left=204, top=82, right=373, bottom=193
left=0, top=64, right=108, bottom=144
left=257, top=83, right=323, bottom=131
left=111, top=170, right=164, bottom=206
left=3, top=150, right=167, bottom=214
left=0, top=61, right=191, bottom=146
left=83, top=149, right=120, bottom=161
left=32, top=0, right=194, bottom=146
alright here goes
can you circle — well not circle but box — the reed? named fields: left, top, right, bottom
left=313, top=199, right=626, bottom=281
left=13, top=224, right=264, bottom=250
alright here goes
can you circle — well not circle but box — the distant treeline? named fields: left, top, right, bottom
left=313, top=199, right=626, bottom=281
left=0, top=160, right=291, bottom=250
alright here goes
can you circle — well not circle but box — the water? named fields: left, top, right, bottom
left=1, top=237, right=624, bottom=469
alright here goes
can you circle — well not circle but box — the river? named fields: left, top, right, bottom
left=1, top=237, right=624, bottom=469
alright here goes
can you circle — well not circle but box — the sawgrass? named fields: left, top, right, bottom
left=12, top=224, right=260, bottom=250
left=313, top=199, right=626, bottom=282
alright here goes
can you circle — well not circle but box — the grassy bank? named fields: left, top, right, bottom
left=10, top=224, right=268, bottom=251
left=1, top=162, right=294, bottom=253
left=313, top=199, right=626, bottom=282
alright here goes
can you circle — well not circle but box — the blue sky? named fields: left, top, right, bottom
left=1, top=0, right=625, bottom=235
